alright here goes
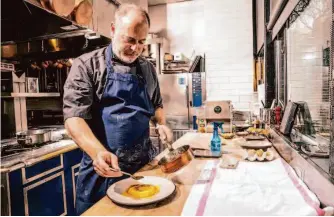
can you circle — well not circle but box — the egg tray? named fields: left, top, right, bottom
left=245, top=148, right=275, bottom=162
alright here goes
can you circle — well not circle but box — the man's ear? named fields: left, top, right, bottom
left=110, top=22, right=115, bottom=38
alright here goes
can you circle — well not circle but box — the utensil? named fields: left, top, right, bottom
left=52, top=61, right=59, bottom=68
left=220, top=133, right=234, bottom=139
left=158, top=142, right=193, bottom=174
left=1, top=44, right=17, bottom=58
left=107, top=176, right=176, bottom=206
left=57, top=62, right=63, bottom=69
left=245, top=135, right=266, bottom=141
left=109, top=167, right=144, bottom=180
left=30, top=63, right=37, bottom=70
left=235, top=124, right=252, bottom=130
left=64, top=59, right=73, bottom=67
left=236, top=131, right=249, bottom=137
left=40, top=0, right=75, bottom=17
left=16, top=129, right=52, bottom=147
left=239, top=140, right=272, bottom=149
left=73, top=0, right=93, bottom=26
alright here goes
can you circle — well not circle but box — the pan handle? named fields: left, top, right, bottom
left=163, top=142, right=174, bottom=151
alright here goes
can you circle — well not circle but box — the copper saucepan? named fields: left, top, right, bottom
left=158, top=142, right=194, bottom=174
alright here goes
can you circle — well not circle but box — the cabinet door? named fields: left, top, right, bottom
left=22, top=155, right=63, bottom=184
left=63, top=148, right=82, bottom=215
left=6, top=148, right=83, bottom=216
left=24, top=172, right=67, bottom=216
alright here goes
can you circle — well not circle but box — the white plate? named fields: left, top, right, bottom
left=240, top=140, right=272, bottom=149
left=107, top=176, right=176, bottom=206
left=245, top=135, right=266, bottom=141
left=236, top=131, right=249, bottom=136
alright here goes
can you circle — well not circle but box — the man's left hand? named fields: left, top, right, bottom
left=156, top=124, right=173, bottom=144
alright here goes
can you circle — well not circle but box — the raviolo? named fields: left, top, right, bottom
left=122, top=184, right=160, bottom=199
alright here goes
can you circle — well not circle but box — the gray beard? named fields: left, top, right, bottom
left=111, top=42, right=138, bottom=64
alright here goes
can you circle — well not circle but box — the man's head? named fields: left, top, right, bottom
left=111, top=4, right=150, bottom=64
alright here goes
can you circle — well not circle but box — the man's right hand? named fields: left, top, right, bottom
left=65, top=117, right=122, bottom=178
left=93, top=151, right=123, bottom=178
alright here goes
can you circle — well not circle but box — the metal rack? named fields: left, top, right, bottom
left=1, top=63, right=28, bottom=133
left=146, top=37, right=169, bottom=74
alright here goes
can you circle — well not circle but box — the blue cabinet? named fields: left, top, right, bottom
left=6, top=148, right=82, bottom=216
left=24, top=172, right=66, bottom=216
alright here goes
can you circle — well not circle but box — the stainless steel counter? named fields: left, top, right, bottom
left=0, top=139, right=77, bottom=172
left=270, top=129, right=334, bottom=207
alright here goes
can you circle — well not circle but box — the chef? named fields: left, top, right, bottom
left=63, top=4, right=173, bottom=214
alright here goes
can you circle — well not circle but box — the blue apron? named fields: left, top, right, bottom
left=75, top=44, right=156, bottom=215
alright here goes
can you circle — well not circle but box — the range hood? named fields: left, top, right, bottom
left=1, top=0, right=111, bottom=59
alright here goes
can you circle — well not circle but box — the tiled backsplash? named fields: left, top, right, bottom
left=164, top=0, right=255, bottom=111
left=287, top=0, right=331, bottom=131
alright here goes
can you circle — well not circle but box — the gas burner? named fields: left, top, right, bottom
left=1, top=147, right=34, bottom=158
left=0, top=139, right=52, bottom=158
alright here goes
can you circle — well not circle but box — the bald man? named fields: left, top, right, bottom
left=63, top=4, right=173, bottom=214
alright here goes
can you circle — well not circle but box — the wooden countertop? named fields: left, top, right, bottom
left=82, top=133, right=277, bottom=216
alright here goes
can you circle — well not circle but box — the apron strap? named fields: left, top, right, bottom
left=135, top=59, right=146, bottom=85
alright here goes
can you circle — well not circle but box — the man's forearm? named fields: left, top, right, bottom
left=153, top=107, right=166, bottom=125
left=65, top=117, right=106, bottom=160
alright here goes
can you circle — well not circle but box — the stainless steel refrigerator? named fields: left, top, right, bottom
left=158, top=72, right=206, bottom=131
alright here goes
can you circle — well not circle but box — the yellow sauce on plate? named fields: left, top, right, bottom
left=122, top=184, right=160, bottom=199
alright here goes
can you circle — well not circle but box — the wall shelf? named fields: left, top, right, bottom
left=1, top=92, right=13, bottom=98
left=10, top=93, right=60, bottom=98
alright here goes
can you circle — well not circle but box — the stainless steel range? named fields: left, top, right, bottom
left=1, top=126, right=67, bottom=158
left=0, top=139, right=54, bottom=158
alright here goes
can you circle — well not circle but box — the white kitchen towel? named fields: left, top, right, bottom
left=182, top=159, right=325, bottom=216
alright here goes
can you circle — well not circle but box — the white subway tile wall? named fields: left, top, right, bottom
left=165, top=0, right=254, bottom=110
left=287, top=0, right=331, bottom=130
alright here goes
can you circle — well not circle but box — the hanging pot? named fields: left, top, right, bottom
left=73, top=0, right=93, bottom=26
left=65, top=59, right=73, bottom=67
left=45, top=38, right=67, bottom=52
left=56, top=60, right=64, bottom=69
left=52, top=61, right=59, bottom=68
left=40, top=0, right=75, bottom=17
left=1, top=44, right=17, bottom=58
left=30, top=62, right=38, bottom=70
left=41, top=61, right=49, bottom=69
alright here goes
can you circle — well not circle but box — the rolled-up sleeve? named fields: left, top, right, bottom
left=63, top=58, right=93, bottom=121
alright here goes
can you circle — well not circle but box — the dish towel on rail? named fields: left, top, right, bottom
left=181, top=159, right=325, bottom=216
